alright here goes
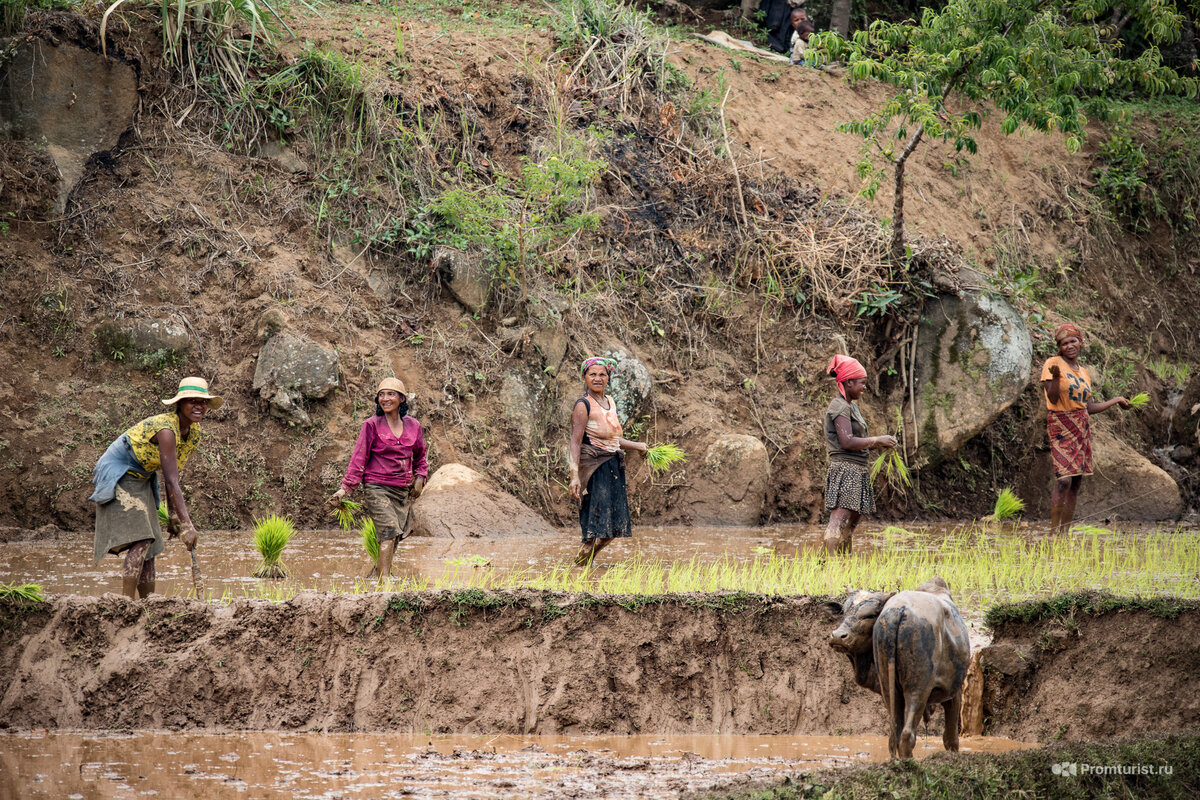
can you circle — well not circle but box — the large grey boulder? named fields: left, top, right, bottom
left=433, top=247, right=490, bottom=313
left=1077, top=426, right=1183, bottom=521
left=252, top=332, right=339, bottom=426
left=0, top=41, right=137, bottom=213
left=410, top=464, right=559, bottom=538
left=683, top=434, right=770, bottom=525
left=911, top=292, right=1032, bottom=461
left=604, top=350, right=653, bottom=424
left=94, top=319, right=191, bottom=369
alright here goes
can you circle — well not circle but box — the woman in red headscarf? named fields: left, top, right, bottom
left=823, top=355, right=897, bottom=554
left=1041, top=324, right=1129, bottom=533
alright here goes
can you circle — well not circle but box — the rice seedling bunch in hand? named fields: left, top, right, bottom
left=869, top=448, right=911, bottom=495
left=251, top=514, right=295, bottom=579
left=1128, top=392, right=1150, bottom=409
left=360, top=517, right=380, bottom=565
left=645, top=443, right=687, bottom=475
left=334, top=499, right=362, bottom=531
left=989, top=487, right=1025, bottom=522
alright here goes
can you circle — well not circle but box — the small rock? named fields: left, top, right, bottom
left=252, top=332, right=339, bottom=426
left=498, top=372, right=536, bottom=441
left=531, top=327, right=567, bottom=375
left=94, top=319, right=191, bottom=369
left=255, top=308, right=287, bottom=341
left=981, top=642, right=1036, bottom=677
left=433, top=247, right=490, bottom=313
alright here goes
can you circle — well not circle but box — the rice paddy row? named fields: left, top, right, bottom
left=172, top=526, right=1199, bottom=622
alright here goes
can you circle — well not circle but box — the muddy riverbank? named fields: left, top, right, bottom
left=2, top=592, right=1197, bottom=741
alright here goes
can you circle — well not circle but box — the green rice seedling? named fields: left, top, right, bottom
left=646, top=443, right=687, bottom=475
left=158, top=503, right=170, bottom=526
left=251, top=514, right=295, bottom=579
left=335, top=499, right=362, bottom=531
left=0, top=582, right=45, bottom=604
left=1128, top=392, right=1150, bottom=409
left=990, top=488, right=1025, bottom=522
left=445, top=555, right=491, bottom=567
left=360, top=518, right=380, bottom=565
left=869, top=448, right=911, bottom=494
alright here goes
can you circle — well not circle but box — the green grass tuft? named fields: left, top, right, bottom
left=991, top=487, right=1025, bottom=521
left=1129, top=391, right=1151, bottom=408
left=360, top=518, right=380, bottom=564
left=251, top=514, right=294, bottom=579
left=646, top=443, right=687, bottom=474
left=984, top=592, right=1189, bottom=628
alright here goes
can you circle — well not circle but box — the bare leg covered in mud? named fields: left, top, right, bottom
left=367, top=537, right=400, bottom=585
left=121, top=539, right=156, bottom=599
left=824, top=509, right=860, bottom=555
left=574, top=537, right=614, bottom=566
left=1050, top=475, right=1082, bottom=534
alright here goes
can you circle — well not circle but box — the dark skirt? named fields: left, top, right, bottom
left=825, top=460, right=875, bottom=514
left=579, top=455, right=632, bottom=542
left=362, top=482, right=413, bottom=543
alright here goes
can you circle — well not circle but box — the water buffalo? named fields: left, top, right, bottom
left=821, top=577, right=971, bottom=759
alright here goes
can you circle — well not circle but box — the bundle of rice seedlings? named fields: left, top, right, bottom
left=990, top=487, right=1025, bottom=521
left=334, top=499, right=362, bottom=531
left=0, top=582, right=45, bottom=605
left=158, top=503, right=170, bottom=525
left=646, top=443, right=687, bottom=475
left=869, top=448, right=911, bottom=494
left=1128, top=392, right=1150, bottom=409
left=251, top=514, right=295, bottom=579
left=360, top=518, right=380, bottom=565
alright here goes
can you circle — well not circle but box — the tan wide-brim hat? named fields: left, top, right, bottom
left=162, top=377, right=224, bottom=410
left=376, top=377, right=407, bottom=398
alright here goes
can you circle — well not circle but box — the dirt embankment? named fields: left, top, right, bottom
left=2, top=593, right=1197, bottom=741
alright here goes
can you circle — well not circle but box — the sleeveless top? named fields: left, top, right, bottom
left=578, top=395, right=622, bottom=452
left=125, top=412, right=201, bottom=477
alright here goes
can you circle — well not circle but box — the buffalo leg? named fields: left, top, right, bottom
left=941, top=694, right=962, bottom=752
left=898, top=689, right=928, bottom=759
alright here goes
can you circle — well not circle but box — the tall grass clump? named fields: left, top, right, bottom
left=646, top=443, right=687, bottom=474
left=558, top=0, right=676, bottom=112
left=989, top=487, right=1025, bottom=522
left=1, top=0, right=28, bottom=36
left=360, top=518, right=380, bottom=565
left=251, top=514, right=294, bottom=579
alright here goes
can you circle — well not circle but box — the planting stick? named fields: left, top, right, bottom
left=190, top=549, right=204, bottom=596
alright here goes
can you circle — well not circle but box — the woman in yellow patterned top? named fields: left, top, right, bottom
left=88, top=377, right=222, bottom=598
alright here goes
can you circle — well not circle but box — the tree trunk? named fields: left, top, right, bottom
left=890, top=124, right=924, bottom=264
left=830, top=0, right=851, bottom=37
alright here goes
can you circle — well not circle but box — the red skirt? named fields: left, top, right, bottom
left=1047, top=409, right=1093, bottom=479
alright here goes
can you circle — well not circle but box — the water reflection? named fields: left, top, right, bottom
left=0, top=730, right=1037, bottom=799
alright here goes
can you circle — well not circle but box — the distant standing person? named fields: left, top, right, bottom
left=1041, top=324, right=1129, bottom=533
left=568, top=357, right=648, bottom=566
left=89, top=377, right=221, bottom=598
left=330, top=377, right=428, bottom=584
left=823, top=355, right=897, bottom=555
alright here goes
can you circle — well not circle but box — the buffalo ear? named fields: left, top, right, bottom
left=820, top=601, right=843, bottom=620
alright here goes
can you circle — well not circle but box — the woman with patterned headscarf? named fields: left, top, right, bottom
left=1041, top=324, right=1129, bottom=533
left=823, top=355, right=897, bottom=555
left=567, top=357, right=648, bottom=566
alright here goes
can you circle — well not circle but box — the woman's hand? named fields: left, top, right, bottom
left=328, top=488, right=347, bottom=506
left=166, top=515, right=182, bottom=538
left=411, top=476, right=426, bottom=499
left=569, top=473, right=582, bottom=500
left=180, top=524, right=198, bottom=552
left=1048, top=364, right=1061, bottom=379
left=635, top=442, right=649, bottom=458
left=1114, top=396, right=1131, bottom=410
left=873, top=435, right=898, bottom=450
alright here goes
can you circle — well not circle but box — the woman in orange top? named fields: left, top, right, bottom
left=1041, top=324, right=1129, bottom=533
left=567, top=357, right=648, bottom=566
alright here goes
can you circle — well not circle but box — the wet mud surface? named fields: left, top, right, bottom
left=0, top=731, right=1036, bottom=799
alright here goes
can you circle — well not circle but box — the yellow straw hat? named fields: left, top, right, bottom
left=162, top=377, right=224, bottom=410
left=376, top=377, right=407, bottom=397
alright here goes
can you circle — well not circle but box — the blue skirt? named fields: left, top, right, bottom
left=579, top=455, right=633, bottom=542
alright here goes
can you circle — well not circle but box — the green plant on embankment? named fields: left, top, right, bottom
left=692, top=734, right=1200, bottom=800
left=0, top=583, right=45, bottom=605
left=984, top=592, right=1190, bottom=627
left=250, top=514, right=294, bottom=579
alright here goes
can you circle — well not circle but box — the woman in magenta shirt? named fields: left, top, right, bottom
left=331, top=377, right=428, bottom=583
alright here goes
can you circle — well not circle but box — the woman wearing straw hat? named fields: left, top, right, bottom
left=1041, top=324, right=1129, bottom=533
left=89, top=377, right=222, bottom=599
left=330, top=377, right=428, bottom=584
left=823, top=355, right=897, bottom=555
left=568, top=357, right=648, bottom=566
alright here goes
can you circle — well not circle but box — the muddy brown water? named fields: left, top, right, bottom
left=0, top=731, right=1036, bottom=799
left=0, top=522, right=1062, bottom=598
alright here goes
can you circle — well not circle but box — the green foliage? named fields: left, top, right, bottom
left=1128, top=391, right=1151, bottom=408
left=810, top=0, right=1200, bottom=259
left=1095, top=128, right=1150, bottom=219
left=990, top=487, right=1025, bottom=521
left=645, top=443, right=687, bottom=474
left=251, top=514, right=294, bottom=578
left=335, top=499, right=362, bottom=531
left=360, top=517, right=380, bottom=565
left=1146, top=356, right=1191, bottom=390
left=869, top=448, right=911, bottom=495
left=984, top=592, right=1189, bottom=628
left=0, top=583, right=46, bottom=604
left=157, top=503, right=170, bottom=526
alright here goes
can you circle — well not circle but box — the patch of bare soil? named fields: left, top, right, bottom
left=2, top=593, right=1197, bottom=743
left=983, top=607, right=1200, bottom=741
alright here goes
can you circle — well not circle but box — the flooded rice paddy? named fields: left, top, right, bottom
left=0, top=731, right=1037, bottom=799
